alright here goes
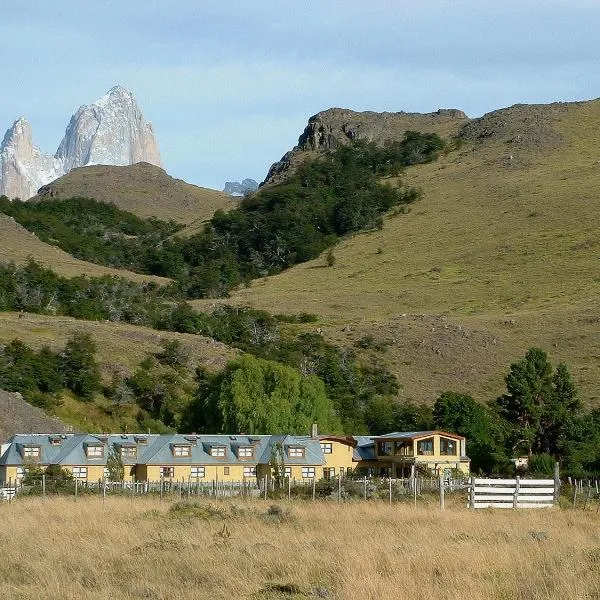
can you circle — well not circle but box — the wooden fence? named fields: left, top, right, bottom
left=468, top=477, right=557, bottom=509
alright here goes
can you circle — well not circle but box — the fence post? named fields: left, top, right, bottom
left=263, top=476, right=268, bottom=500
left=42, top=473, right=46, bottom=499
left=160, top=477, right=164, bottom=502
left=312, top=477, right=316, bottom=502
left=573, top=483, right=578, bottom=509
left=288, top=476, right=291, bottom=502
left=553, top=462, right=560, bottom=504
left=338, top=475, right=342, bottom=503
left=439, top=476, right=445, bottom=511
left=389, top=477, right=392, bottom=506
left=102, top=478, right=106, bottom=504
left=513, top=476, right=520, bottom=508
left=74, top=476, right=78, bottom=502
left=364, top=476, right=367, bottom=501
left=468, top=476, right=475, bottom=509
left=8, top=477, right=12, bottom=504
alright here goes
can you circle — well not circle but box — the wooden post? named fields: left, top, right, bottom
left=553, top=462, right=560, bottom=504
left=439, top=476, right=445, bottom=511
left=42, top=473, right=46, bottom=499
left=513, top=476, right=520, bottom=508
left=364, top=476, right=367, bottom=501
left=102, top=478, right=106, bottom=504
left=584, top=486, right=592, bottom=511
left=389, top=477, right=392, bottom=506
left=288, top=476, right=291, bottom=502
left=74, top=475, right=78, bottom=502
left=312, top=477, right=316, bottom=502
left=468, top=476, right=475, bottom=509
left=160, top=477, right=164, bottom=502
left=263, top=476, right=268, bottom=500
left=573, top=483, right=578, bottom=509
left=8, top=477, right=11, bottom=504
left=338, top=474, right=342, bottom=503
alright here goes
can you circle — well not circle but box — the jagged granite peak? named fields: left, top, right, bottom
left=263, top=107, right=470, bottom=185
left=0, top=86, right=161, bottom=200
left=223, top=178, right=259, bottom=196
left=0, top=117, right=62, bottom=199
left=56, top=85, right=161, bottom=172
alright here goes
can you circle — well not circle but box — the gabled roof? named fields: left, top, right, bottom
left=372, top=430, right=465, bottom=441
left=259, top=435, right=325, bottom=466
left=352, top=436, right=375, bottom=461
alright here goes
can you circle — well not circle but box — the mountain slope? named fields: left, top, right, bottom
left=201, top=99, right=600, bottom=405
left=0, top=212, right=169, bottom=283
left=33, top=162, right=235, bottom=225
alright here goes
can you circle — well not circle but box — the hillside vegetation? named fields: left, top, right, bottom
left=33, top=162, right=235, bottom=226
left=216, top=99, right=600, bottom=405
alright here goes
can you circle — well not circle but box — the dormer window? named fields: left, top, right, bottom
left=134, top=436, right=148, bottom=445
left=49, top=436, right=62, bottom=446
left=238, top=446, right=254, bottom=459
left=288, top=446, right=305, bottom=458
left=172, top=444, right=191, bottom=457
left=85, top=444, right=104, bottom=458
left=22, top=446, right=40, bottom=459
left=120, top=446, right=137, bottom=459
left=210, top=446, right=226, bottom=458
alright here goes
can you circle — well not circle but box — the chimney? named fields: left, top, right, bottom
left=311, top=423, right=318, bottom=439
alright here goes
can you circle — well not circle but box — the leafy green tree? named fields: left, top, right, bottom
left=106, top=445, right=124, bottom=481
left=60, top=332, right=101, bottom=399
left=434, top=392, right=507, bottom=474
left=188, top=354, right=341, bottom=435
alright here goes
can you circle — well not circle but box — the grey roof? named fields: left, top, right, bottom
left=371, top=430, right=464, bottom=440
left=353, top=436, right=375, bottom=461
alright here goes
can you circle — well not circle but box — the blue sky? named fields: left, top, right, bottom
left=2, top=0, right=599, bottom=190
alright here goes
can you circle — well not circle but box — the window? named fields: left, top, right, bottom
left=320, top=442, right=332, bottom=454
left=323, top=467, right=335, bottom=480
left=223, top=467, right=230, bottom=475
left=243, top=466, right=257, bottom=477
left=172, top=445, right=191, bottom=457
left=284, top=467, right=292, bottom=478
left=72, top=467, right=87, bottom=479
left=103, top=467, right=110, bottom=479
left=377, top=441, right=393, bottom=457
left=160, top=467, right=174, bottom=478
left=210, top=446, right=226, bottom=457
left=120, top=446, right=137, bottom=459
left=440, top=438, right=457, bottom=456
left=302, top=467, right=315, bottom=478
left=238, top=446, right=254, bottom=458
left=16, top=467, right=26, bottom=479
left=288, top=446, right=305, bottom=458
left=86, top=445, right=104, bottom=458
left=135, top=436, right=148, bottom=445
left=190, top=466, right=205, bottom=478
left=23, top=446, right=40, bottom=459
left=49, top=437, right=62, bottom=446
left=417, top=438, right=434, bottom=456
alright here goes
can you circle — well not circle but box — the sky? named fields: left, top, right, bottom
left=2, top=0, right=600, bottom=191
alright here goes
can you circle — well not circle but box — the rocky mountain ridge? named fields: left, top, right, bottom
left=263, top=107, right=469, bottom=185
left=0, top=86, right=160, bottom=200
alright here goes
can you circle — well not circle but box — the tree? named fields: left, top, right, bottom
left=61, top=332, right=101, bottom=399
left=106, top=445, right=124, bottom=482
left=434, top=392, right=507, bottom=474
left=188, top=354, right=341, bottom=435
left=496, top=348, right=579, bottom=457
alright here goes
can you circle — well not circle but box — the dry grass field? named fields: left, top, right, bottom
left=199, top=99, right=600, bottom=406
left=1, top=496, right=599, bottom=600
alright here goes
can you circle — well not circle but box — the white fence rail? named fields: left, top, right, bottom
left=469, top=477, right=557, bottom=509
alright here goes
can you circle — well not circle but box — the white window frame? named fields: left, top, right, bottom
left=238, top=446, right=254, bottom=458
left=86, top=445, right=104, bottom=458
left=243, top=466, right=257, bottom=477
left=16, top=467, right=27, bottom=479
left=172, top=445, right=191, bottom=457
left=103, top=467, right=110, bottom=479
left=160, top=466, right=174, bottom=478
left=284, top=467, right=292, bottom=478
left=320, top=442, right=333, bottom=454
left=72, top=467, right=88, bottom=479
left=210, top=446, right=226, bottom=457
left=120, top=446, right=137, bottom=459
left=288, top=446, right=304, bottom=458
left=302, top=467, right=315, bottom=478
left=190, top=466, right=205, bottom=479
left=23, top=446, right=40, bottom=459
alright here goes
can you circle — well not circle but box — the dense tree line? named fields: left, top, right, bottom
left=0, top=133, right=445, bottom=298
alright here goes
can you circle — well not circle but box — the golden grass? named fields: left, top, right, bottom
left=195, top=99, right=600, bottom=405
left=1, top=496, right=599, bottom=599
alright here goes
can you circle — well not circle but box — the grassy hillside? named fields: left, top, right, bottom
left=33, top=162, right=236, bottom=227
left=0, top=212, right=169, bottom=283
left=201, top=99, right=600, bottom=405
left=3, top=497, right=599, bottom=600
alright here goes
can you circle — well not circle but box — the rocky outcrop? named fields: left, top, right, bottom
left=263, top=107, right=470, bottom=185
left=0, top=86, right=161, bottom=200
left=223, top=178, right=259, bottom=196
left=0, top=390, right=73, bottom=443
